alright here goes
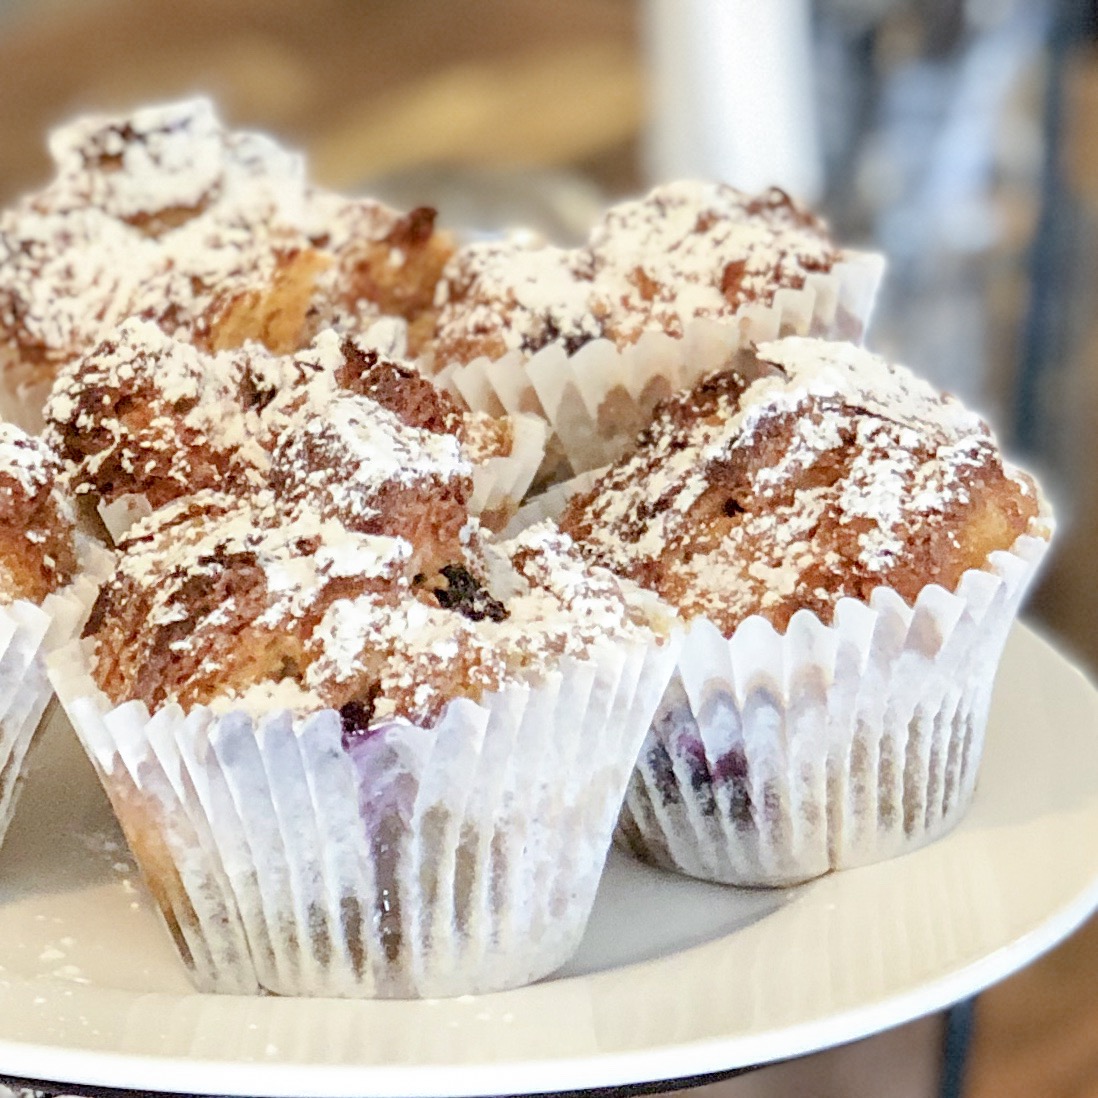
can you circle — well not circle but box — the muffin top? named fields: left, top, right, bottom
left=44, top=320, right=520, bottom=523
left=40, top=97, right=305, bottom=232
left=560, top=337, right=1042, bottom=634
left=305, top=192, right=454, bottom=349
left=0, top=423, right=78, bottom=604
left=44, top=319, right=269, bottom=508
left=85, top=493, right=663, bottom=728
left=429, top=183, right=841, bottom=365
left=589, top=182, right=837, bottom=344
left=0, top=99, right=452, bottom=388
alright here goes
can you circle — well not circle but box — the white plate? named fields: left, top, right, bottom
left=0, top=624, right=1095, bottom=1097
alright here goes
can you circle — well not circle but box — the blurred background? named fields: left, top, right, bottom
left=0, top=0, right=1095, bottom=1095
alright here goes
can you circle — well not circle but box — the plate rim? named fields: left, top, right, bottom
left=0, top=622, right=1094, bottom=1098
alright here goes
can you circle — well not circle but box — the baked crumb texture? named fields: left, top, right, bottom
left=44, top=319, right=541, bottom=532
left=0, top=99, right=452, bottom=400
left=553, top=336, right=1053, bottom=887
left=561, top=336, right=1040, bottom=634
left=0, top=422, right=77, bottom=604
left=429, top=183, right=840, bottom=364
left=78, top=353, right=661, bottom=727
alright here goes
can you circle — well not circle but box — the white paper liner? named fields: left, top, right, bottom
left=0, top=537, right=115, bottom=850
left=48, top=629, right=680, bottom=998
left=467, top=413, right=547, bottom=533
left=502, top=467, right=607, bottom=539
left=97, top=494, right=155, bottom=545
left=434, top=250, right=885, bottom=481
left=615, top=514, right=1053, bottom=887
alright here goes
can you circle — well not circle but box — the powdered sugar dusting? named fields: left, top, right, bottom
left=0, top=420, right=78, bottom=602
left=43, top=98, right=306, bottom=229
left=1, top=99, right=450, bottom=396
left=563, top=336, right=1032, bottom=632
left=590, top=181, right=837, bottom=341
left=270, top=391, right=468, bottom=519
left=434, top=239, right=600, bottom=355
left=75, top=321, right=663, bottom=722
left=92, top=476, right=662, bottom=724
left=0, top=422, right=57, bottom=496
left=301, top=521, right=663, bottom=725
left=0, top=208, right=154, bottom=369
left=45, top=317, right=271, bottom=503
left=432, top=183, right=840, bottom=359
left=46, top=320, right=536, bottom=535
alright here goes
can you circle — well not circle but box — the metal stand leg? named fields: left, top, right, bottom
left=939, top=997, right=977, bottom=1098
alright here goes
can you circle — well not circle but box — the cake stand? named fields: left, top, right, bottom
left=0, top=623, right=1094, bottom=1097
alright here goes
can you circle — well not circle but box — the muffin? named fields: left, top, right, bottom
left=0, top=423, right=109, bottom=850
left=47, top=373, right=679, bottom=997
left=559, top=336, right=1052, bottom=886
left=43, top=319, right=545, bottom=538
left=304, top=192, right=454, bottom=351
left=427, top=182, right=885, bottom=478
left=0, top=99, right=454, bottom=429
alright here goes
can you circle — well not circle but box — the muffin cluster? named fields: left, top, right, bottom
left=0, top=97, right=1053, bottom=996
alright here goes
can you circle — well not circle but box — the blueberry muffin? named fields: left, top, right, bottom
left=560, top=337, right=1051, bottom=885
left=48, top=369, right=678, bottom=997
left=427, top=183, right=884, bottom=477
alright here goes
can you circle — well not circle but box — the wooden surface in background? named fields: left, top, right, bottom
left=0, top=0, right=640, bottom=201
left=0, top=4, right=1097, bottom=1096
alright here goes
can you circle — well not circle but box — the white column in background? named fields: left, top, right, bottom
left=643, top=0, right=823, bottom=203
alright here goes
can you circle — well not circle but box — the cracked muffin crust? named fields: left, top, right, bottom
left=428, top=183, right=843, bottom=367
left=0, top=100, right=453, bottom=405
left=44, top=320, right=531, bottom=531
left=560, top=336, right=1041, bottom=633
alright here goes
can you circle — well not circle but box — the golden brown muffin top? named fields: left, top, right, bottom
left=44, top=320, right=516, bottom=521
left=429, top=183, right=841, bottom=365
left=560, top=337, right=1042, bottom=634
left=44, top=319, right=268, bottom=507
left=40, top=98, right=305, bottom=232
left=0, top=423, right=78, bottom=604
left=306, top=192, right=454, bottom=341
left=0, top=100, right=452, bottom=386
left=85, top=487, right=662, bottom=728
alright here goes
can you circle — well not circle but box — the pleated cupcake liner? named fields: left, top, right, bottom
left=616, top=510, right=1053, bottom=887
left=433, top=250, right=885, bottom=483
left=467, top=412, right=548, bottom=532
left=48, top=629, right=681, bottom=998
left=0, top=537, right=115, bottom=849
left=96, top=494, right=155, bottom=544
left=501, top=466, right=607, bottom=538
